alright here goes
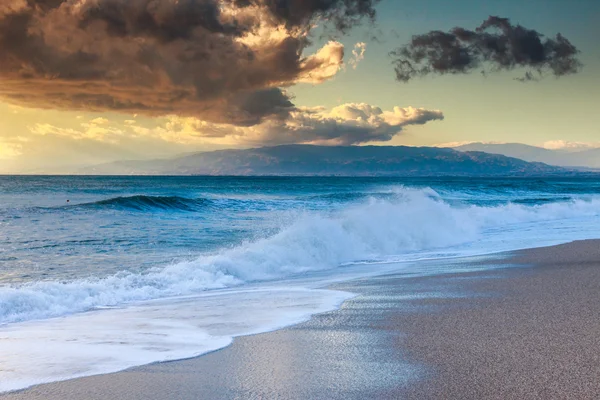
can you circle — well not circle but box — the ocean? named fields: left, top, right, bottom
left=1, top=175, right=600, bottom=392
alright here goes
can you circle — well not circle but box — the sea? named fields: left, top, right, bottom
left=2, top=175, right=600, bottom=392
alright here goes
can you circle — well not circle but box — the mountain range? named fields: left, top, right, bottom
left=454, top=143, right=600, bottom=169
left=78, top=145, right=570, bottom=176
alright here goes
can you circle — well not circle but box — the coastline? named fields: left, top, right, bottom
left=3, top=240, right=600, bottom=399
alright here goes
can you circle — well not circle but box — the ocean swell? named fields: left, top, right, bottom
left=78, top=195, right=212, bottom=212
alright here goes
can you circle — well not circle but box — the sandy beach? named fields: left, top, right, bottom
left=3, top=240, right=600, bottom=399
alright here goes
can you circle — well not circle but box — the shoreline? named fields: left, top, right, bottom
left=4, top=240, right=600, bottom=399
left=0, top=245, right=522, bottom=394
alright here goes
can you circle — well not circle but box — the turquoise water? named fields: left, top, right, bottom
left=3, top=176, right=600, bottom=285
left=1, top=176, right=600, bottom=392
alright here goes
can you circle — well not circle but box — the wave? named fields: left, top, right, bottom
left=77, top=195, right=212, bottom=212
left=511, top=196, right=574, bottom=205
left=304, top=192, right=387, bottom=202
left=73, top=195, right=288, bottom=213
left=2, top=188, right=600, bottom=324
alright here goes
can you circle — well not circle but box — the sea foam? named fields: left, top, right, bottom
left=0, top=287, right=353, bottom=393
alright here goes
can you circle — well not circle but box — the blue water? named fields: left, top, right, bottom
left=2, top=176, right=600, bottom=392
left=3, top=176, right=600, bottom=284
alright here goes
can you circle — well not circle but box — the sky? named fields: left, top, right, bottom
left=0, top=0, right=598, bottom=173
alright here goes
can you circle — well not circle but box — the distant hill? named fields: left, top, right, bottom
left=77, top=145, right=572, bottom=176
left=454, top=143, right=600, bottom=168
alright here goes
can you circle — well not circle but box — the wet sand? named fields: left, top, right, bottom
left=3, top=240, right=600, bottom=399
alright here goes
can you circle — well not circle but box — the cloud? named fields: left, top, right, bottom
left=30, top=117, right=127, bottom=144
left=433, top=141, right=506, bottom=148
left=90, top=117, right=110, bottom=125
left=0, top=0, right=379, bottom=125
left=542, top=140, right=600, bottom=152
left=514, top=71, right=538, bottom=83
left=148, top=103, right=444, bottom=146
left=391, top=16, right=581, bottom=82
left=26, top=103, right=443, bottom=147
left=0, top=137, right=26, bottom=159
left=348, top=42, right=367, bottom=69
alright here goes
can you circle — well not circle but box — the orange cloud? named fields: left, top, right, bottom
left=0, top=0, right=378, bottom=125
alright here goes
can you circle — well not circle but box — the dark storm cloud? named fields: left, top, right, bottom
left=232, top=0, right=378, bottom=32
left=0, top=0, right=378, bottom=125
left=78, top=0, right=252, bottom=40
left=391, top=16, right=582, bottom=82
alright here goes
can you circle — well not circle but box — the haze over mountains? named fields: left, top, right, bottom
left=454, top=143, right=600, bottom=169
left=79, top=145, right=568, bottom=176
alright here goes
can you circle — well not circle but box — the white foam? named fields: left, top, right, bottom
left=0, top=287, right=353, bottom=393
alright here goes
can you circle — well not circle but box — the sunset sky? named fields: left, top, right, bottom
left=0, top=0, right=598, bottom=173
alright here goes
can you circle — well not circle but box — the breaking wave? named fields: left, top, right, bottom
left=2, top=187, right=600, bottom=324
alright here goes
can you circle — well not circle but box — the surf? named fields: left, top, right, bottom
left=2, top=187, right=600, bottom=325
